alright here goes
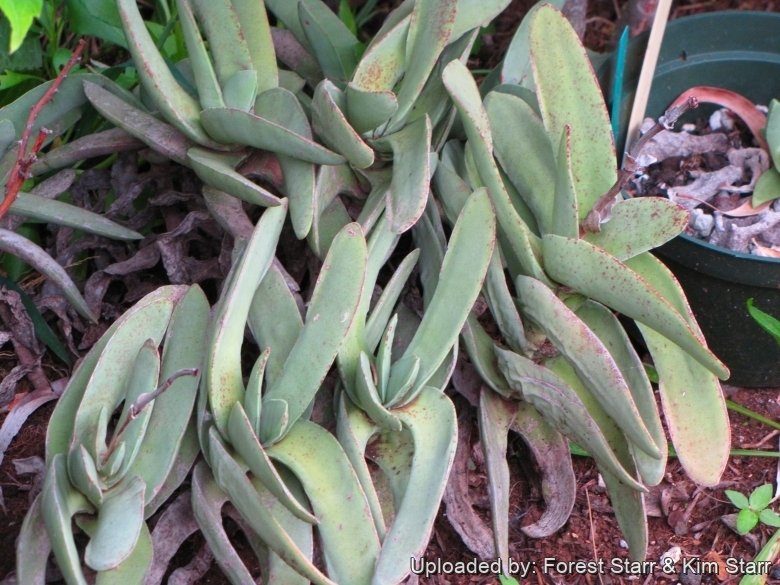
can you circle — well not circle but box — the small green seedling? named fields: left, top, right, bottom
left=725, top=484, right=780, bottom=535
left=499, top=575, right=520, bottom=585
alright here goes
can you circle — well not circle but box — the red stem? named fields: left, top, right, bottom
left=0, top=39, right=87, bottom=220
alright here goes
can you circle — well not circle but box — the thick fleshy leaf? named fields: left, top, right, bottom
left=514, top=275, right=659, bottom=457
left=0, top=74, right=140, bottom=140
left=84, top=476, right=146, bottom=571
left=116, top=0, right=212, bottom=145
left=201, top=107, right=345, bottom=164
left=575, top=299, right=667, bottom=486
left=47, top=287, right=188, bottom=461
left=15, top=496, right=51, bottom=584
left=93, top=521, right=152, bottom=584
left=373, top=388, right=457, bottom=585
left=248, top=263, right=304, bottom=388
left=495, top=349, right=645, bottom=492
left=485, top=90, right=555, bottom=233
left=499, top=2, right=547, bottom=87
left=0, top=118, right=15, bottom=157
left=345, top=84, right=399, bottom=134
left=254, top=88, right=317, bottom=238
left=83, top=81, right=191, bottom=165
left=374, top=115, right=432, bottom=233
left=451, top=0, right=512, bottom=40
left=298, top=0, right=361, bottom=81
left=484, top=250, right=529, bottom=354
left=510, top=402, right=576, bottom=537
left=11, top=192, right=142, bottom=241
left=551, top=125, right=578, bottom=238
left=460, top=314, right=512, bottom=397
left=227, top=402, right=316, bottom=523
left=175, top=0, right=224, bottom=109
left=143, top=420, right=200, bottom=518
left=260, top=223, right=367, bottom=443
left=192, top=462, right=293, bottom=584
left=187, top=147, right=282, bottom=207
left=335, top=393, right=386, bottom=537
left=0, top=229, right=95, bottom=321
left=546, top=356, right=648, bottom=560
left=243, top=350, right=269, bottom=436
left=391, top=0, right=456, bottom=126
left=232, top=0, right=278, bottom=92
left=41, top=455, right=92, bottom=585
left=312, top=79, right=375, bottom=169
left=353, top=352, right=402, bottom=430
left=478, top=390, right=514, bottom=567
left=350, top=13, right=408, bottom=94
left=583, top=197, right=688, bottom=261
left=442, top=59, right=549, bottom=285
left=31, top=128, right=142, bottom=176
left=206, top=204, right=287, bottom=436
left=130, top=286, right=208, bottom=504
left=222, top=70, right=258, bottom=111
left=529, top=4, right=616, bottom=219
left=109, top=341, right=160, bottom=483
left=542, top=235, right=728, bottom=379
left=190, top=0, right=253, bottom=86
left=309, top=163, right=361, bottom=257
left=207, top=429, right=336, bottom=585
left=386, top=189, right=495, bottom=403
left=627, top=253, right=729, bottom=487
left=71, top=295, right=182, bottom=462
left=66, top=444, right=104, bottom=507
left=269, top=421, right=380, bottom=585
left=365, top=249, right=420, bottom=352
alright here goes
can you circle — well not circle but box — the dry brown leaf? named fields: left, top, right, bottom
left=670, top=86, right=768, bottom=150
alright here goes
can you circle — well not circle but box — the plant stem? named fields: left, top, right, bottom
left=102, top=367, right=199, bottom=463
left=0, top=38, right=86, bottom=220
left=581, top=96, right=698, bottom=233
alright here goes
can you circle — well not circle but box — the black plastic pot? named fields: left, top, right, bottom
left=602, top=11, right=780, bottom=387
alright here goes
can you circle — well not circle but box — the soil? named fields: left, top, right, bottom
left=2, top=1, right=780, bottom=585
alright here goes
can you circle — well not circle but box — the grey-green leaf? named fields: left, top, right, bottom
left=11, top=192, right=142, bottom=241
left=201, top=107, right=345, bottom=164
left=542, top=235, right=728, bottom=379
left=0, top=228, right=95, bottom=321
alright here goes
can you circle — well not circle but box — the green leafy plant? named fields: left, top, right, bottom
left=726, top=484, right=780, bottom=535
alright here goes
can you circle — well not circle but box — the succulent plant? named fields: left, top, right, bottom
left=433, top=3, right=731, bottom=563
left=15, top=285, right=208, bottom=583
left=12, top=0, right=735, bottom=582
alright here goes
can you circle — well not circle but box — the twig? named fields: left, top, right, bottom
left=0, top=39, right=87, bottom=220
left=102, top=367, right=199, bottom=463
left=584, top=486, right=605, bottom=585
left=581, top=96, right=698, bottom=233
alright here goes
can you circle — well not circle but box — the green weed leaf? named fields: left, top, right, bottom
left=760, top=508, right=780, bottom=528
left=750, top=484, right=774, bottom=511
left=747, top=298, right=780, bottom=345
left=736, top=509, right=759, bottom=535
left=66, top=0, right=126, bottom=47
left=726, top=489, right=750, bottom=510
left=0, top=0, right=42, bottom=53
